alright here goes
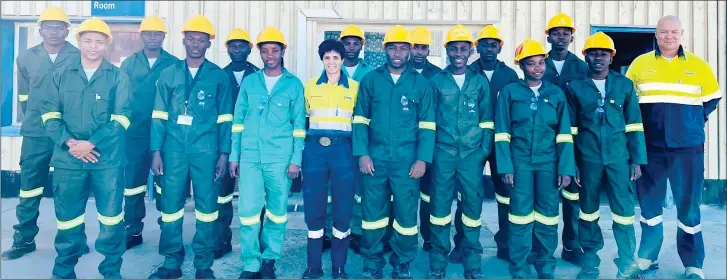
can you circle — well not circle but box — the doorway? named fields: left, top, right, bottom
left=591, top=26, right=656, bottom=74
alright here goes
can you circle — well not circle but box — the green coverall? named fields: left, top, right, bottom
left=230, top=69, right=306, bottom=272
left=543, top=51, right=588, bottom=253
left=495, top=80, right=575, bottom=278
left=150, top=59, right=233, bottom=270
left=565, top=71, right=647, bottom=271
left=352, top=66, right=436, bottom=271
left=12, top=41, right=79, bottom=248
left=428, top=66, right=493, bottom=272
left=41, top=58, right=131, bottom=278
left=119, top=49, right=178, bottom=237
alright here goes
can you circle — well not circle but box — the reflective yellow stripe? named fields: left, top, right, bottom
left=418, top=121, right=436, bottom=130
left=98, top=213, right=124, bottom=226
left=571, top=127, right=579, bottom=135
left=494, top=133, right=511, bottom=142
left=217, top=114, right=233, bottom=124
left=18, top=94, right=28, bottom=102
left=579, top=210, right=600, bottom=222
left=638, top=95, right=704, bottom=105
left=161, top=209, right=184, bottom=223
left=57, top=214, right=85, bottom=230
left=625, top=123, right=644, bottom=133
left=265, top=211, right=288, bottom=224
left=612, top=213, right=635, bottom=225
left=41, top=112, right=61, bottom=124
left=217, top=194, right=233, bottom=204
left=352, top=116, right=370, bottom=125
left=534, top=212, right=559, bottom=225
left=420, top=192, right=430, bottom=203
left=561, top=189, right=579, bottom=201
left=495, top=193, right=510, bottom=205
left=124, top=185, right=147, bottom=196
left=362, top=217, right=389, bottom=230
left=195, top=210, right=219, bottom=222
left=508, top=212, right=534, bottom=224
left=354, top=194, right=362, bottom=204
left=462, top=214, right=482, bottom=227
left=293, top=129, right=306, bottom=138
left=702, top=89, right=722, bottom=102
left=637, top=82, right=702, bottom=95
left=556, top=134, right=573, bottom=143
left=110, top=114, right=131, bottom=129
left=392, top=220, right=418, bottom=236
left=640, top=215, right=663, bottom=226
left=152, top=110, right=169, bottom=120
left=232, top=124, right=244, bottom=133
left=19, top=187, right=44, bottom=198
left=479, top=121, right=494, bottom=129
left=429, top=214, right=452, bottom=226
left=239, top=213, right=261, bottom=225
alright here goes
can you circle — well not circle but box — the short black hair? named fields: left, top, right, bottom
left=318, top=39, right=346, bottom=60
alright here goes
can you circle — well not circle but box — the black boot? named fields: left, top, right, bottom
left=302, top=267, right=324, bottom=279
left=448, top=247, right=463, bottom=264
left=577, top=267, right=599, bottom=279
left=149, top=268, right=182, bottom=279
left=306, top=238, right=324, bottom=276
left=1, top=240, right=36, bottom=260
left=360, top=268, right=383, bottom=279
left=260, top=259, right=277, bottom=279
left=561, top=247, right=584, bottom=265
left=238, top=271, right=259, bottom=279
left=391, top=263, right=412, bottom=279
left=214, top=241, right=232, bottom=259
left=349, top=234, right=362, bottom=254
left=330, top=234, right=351, bottom=272
left=464, top=268, right=484, bottom=279
left=332, top=267, right=347, bottom=279
left=126, top=233, right=143, bottom=250
left=195, top=269, right=215, bottom=279
left=427, top=269, right=445, bottom=279
left=322, top=235, right=332, bottom=252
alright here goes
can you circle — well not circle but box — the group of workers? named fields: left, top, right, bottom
left=3, top=5, right=721, bottom=280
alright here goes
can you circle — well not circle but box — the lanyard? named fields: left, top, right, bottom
left=184, top=60, right=206, bottom=112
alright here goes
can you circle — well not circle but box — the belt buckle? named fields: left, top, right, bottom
left=319, top=137, right=331, bottom=147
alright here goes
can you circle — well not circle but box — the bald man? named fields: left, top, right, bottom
left=626, top=15, right=721, bottom=279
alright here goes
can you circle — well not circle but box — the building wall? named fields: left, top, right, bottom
left=1, top=0, right=725, bottom=180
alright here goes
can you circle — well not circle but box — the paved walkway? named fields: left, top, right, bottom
left=1, top=198, right=725, bottom=279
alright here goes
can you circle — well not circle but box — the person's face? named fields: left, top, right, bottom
left=385, top=42, right=411, bottom=69
left=585, top=49, right=612, bottom=73
left=410, top=44, right=430, bottom=64
left=322, top=50, right=343, bottom=75
left=260, top=42, right=284, bottom=69
left=141, top=31, right=165, bottom=51
left=656, top=20, right=683, bottom=53
left=182, top=31, right=211, bottom=59
left=40, top=21, right=69, bottom=47
left=520, top=55, right=546, bottom=81
left=446, top=42, right=473, bottom=69
left=341, top=37, right=363, bottom=60
left=78, top=32, right=108, bottom=61
left=476, top=38, right=502, bottom=62
left=227, top=40, right=252, bottom=63
left=547, top=27, right=574, bottom=51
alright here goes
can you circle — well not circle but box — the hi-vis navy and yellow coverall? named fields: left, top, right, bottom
left=352, top=66, right=436, bottom=270
left=119, top=49, right=178, bottom=238
left=495, top=80, right=575, bottom=278
left=41, top=58, right=131, bottom=278
left=11, top=42, right=79, bottom=249
left=231, top=69, right=306, bottom=272
left=566, top=71, right=647, bottom=272
left=627, top=47, right=722, bottom=279
left=428, top=66, right=493, bottom=272
left=150, top=59, right=233, bottom=270
left=543, top=51, right=588, bottom=253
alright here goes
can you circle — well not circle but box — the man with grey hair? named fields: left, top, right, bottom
left=626, top=15, right=722, bottom=279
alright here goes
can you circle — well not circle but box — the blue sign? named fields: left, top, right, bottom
left=91, top=1, right=145, bottom=17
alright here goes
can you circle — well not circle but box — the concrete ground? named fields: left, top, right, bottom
left=1, top=197, right=725, bottom=279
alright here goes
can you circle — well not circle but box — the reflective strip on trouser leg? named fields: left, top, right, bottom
left=16, top=137, right=54, bottom=243
left=57, top=215, right=86, bottom=230
left=678, top=221, right=702, bottom=235
left=495, top=193, right=510, bottom=205
left=362, top=217, right=389, bottom=230
left=392, top=220, right=418, bottom=236
left=98, top=213, right=124, bottom=226
left=256, top=162, right=292, bottom=266
left=217, top=194, right=233, bottom=204
left=388, top=161, right=421, bottom=268
left=531, top=166, right=561, bottom=276
left=51, top=168, right=91, bottom=279
left=124, top=185, right=146, bottom=196
left=161, top=209, right=185, bottom=223
left=188, top=152, right=222, bottom=270
left=534, top=212, right=559, bottom=225
left=612, top=213, right=635, bottom=225
left=308, top=229, right=324, bottom=239
left=19, top=187, right=44, bottom=198
left=640, top=215, right=663, bottom=226
left=90, top=168, right=126, bottom=277
left=332, top=227, right=351, bottom=239
left=195, top=210, right=219, bottom=222
left=579, top=210, right=600, bottom=222
left=158, top=151, right=192, bottom=270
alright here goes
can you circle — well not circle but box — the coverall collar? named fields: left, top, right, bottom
left=315, top=70, right=350, bottom=88
left=583, top=70, right=623, bottom=98
left=68, top=57, right=115, bottom=83
left=375, top=64, right=417, bottom=85
left=140, top=48, right=176, bottom=69
left=546, top=50, right=580, bottom=69
left=34, top=41, right=78, bottom=66
left=655, top=45, right=687, bottom=61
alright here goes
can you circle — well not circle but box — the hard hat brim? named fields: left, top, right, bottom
left=226, top=39, right=253, bottom=48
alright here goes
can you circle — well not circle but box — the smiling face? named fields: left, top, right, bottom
left=259, top=42, right=284, bottom=70
left=183, top=31, right=211, bottom=59
left=385, top=42, right=411, bottom=69
left=40, top=21, right=69, bottom=47
left=585, top=49, right=613, bottom=74
left=446, top=42, right=473, bottom=69
left=520, top=55, right=546, bottom=81
left=547, top=27, right=574, bottom=51
left=141, top=31, right=165, bottom=51
left=476, top=38, right=502, bottom=62
left=322, top=50, right=343, bottom=75
left=78, top=31, right=108, bottom=61
left=656, top=16, right=683, bottom=55
left=227, top=40, right=252, bottom=63
left=341, top=36, right=363, bottom=60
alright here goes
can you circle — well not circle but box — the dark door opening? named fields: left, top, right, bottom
left=601, top=31, right=656, bottom=74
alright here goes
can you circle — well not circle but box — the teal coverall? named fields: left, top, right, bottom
left=428, top=66, right=493, bottom=272
left=41, top=58, right=131, bottom=278
left=230, top=68, right=306, bottom=272
left=150, top=59, right=233, bottom=271
left=352, top=66, right=436, bottom=271
left=495, top=80, right=576, bottom=278
left=12, top=41, right=79, bottom=248
left=565, top=71, right=647, bottom=271
left=119, top=49, right=178, bottom=238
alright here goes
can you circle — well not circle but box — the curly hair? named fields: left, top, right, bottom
left=317, top=39, right=346, bottom=60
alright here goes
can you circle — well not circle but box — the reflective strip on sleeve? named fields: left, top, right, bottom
left=217, top=114, right=233, bottom=124
left=41, top=112, right=62, bottom=124
left=152, top=110, right=169, bottom=120
left=571, top=127, right=579, bottom=135
left=579, top=210, right=600, bottom=222
left=57, top=214, right=85, bottom=230
left=265, top=211, right=288, bottom=224
left=293, top=129, right=306, bottom=138
left=418, top=121, right=436, bottom=130
left=392, top=220, right=418, bottom=236
left=702, top=90, right=722, bottom=103
left=18, top=94, right=28, bottom=102
left=677, top=221, right=702, bottom=235
left=561, top=189, right=579, bottom=201
left=479, top=121, right=494, bottom=129
left=308, top=229, right=324, bottom=239
left=98, top=213, right=124, bottom=226
left=534, top=212, right=559, bottom=225
left=124, top=185, right=147, bottom=196
left=362, top=217, right=389, bottom=230
left=556, top=134, right=573, bottom=143
left=640, top=215, right=663, bottom=226
left=508, top=212, right=534, bottom=224
left=625, top=123, right=644, bottom=133
left=462, top=214, right=482, bottom=227
left=239, top=213, right=261, bottom=225
left=352, top=116, right=370, bottom=125
left=612, top=213, right=635, bottom=225
left=429, top=214, right=452, bottom=226
left=19, top=187, right=44, bottom=198
left=110, top=114, right=131, bottom=129
left=494, top=133, right=511, bottom=142
left=332, top=227, right=351, bottom=239
left=161, top=209, right=184, bottom=223
left=420, top=192, right=431, bottom=203
left=217, top=194, right=233, bottom=204
left=495, top=193, right=510, bottom=205
left=232, top=124, right=244, bottom=133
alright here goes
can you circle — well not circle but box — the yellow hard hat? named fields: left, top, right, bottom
left=382, top=25, right=411, bottom=47
left=226, top=28, right=253, bottom=48
left=139, top=16, right=167, bottom=33
left=75, top=17, right=112, bottom=44
left=545, top=12, right=575, bottom=34
left=582, top=31, right=616, bottom=56
left=514, top=39, right=548, bottom=65
left=182, top=15, right=215, bottom=39
left=410, top=27, right=433, bottom=46
left=475, top=25, right=503, bottom=46
left=38, top=6, right=71, bottom=26
left=444, top=24, right=474, bottom=47
left=339, top=24, right=366, bottom=45
left=256, top=26, right=287, bottom=49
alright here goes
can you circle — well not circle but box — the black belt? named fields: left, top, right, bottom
left=305, top=135, right=351, bottom=147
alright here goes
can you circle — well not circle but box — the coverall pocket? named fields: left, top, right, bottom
left=540, top=98, right=559, bottom=126
left=94, top=93, right=110, bottom=121
left=339, top=93, right=356, bottom=112
left=606, top=99, right=625, bottom=131
left=269, top=95, right=291, bottom=124
left=398, top=92, right=419, bottom=121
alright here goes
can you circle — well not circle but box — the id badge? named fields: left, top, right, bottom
left=177, top=115, right=193, bottom=126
